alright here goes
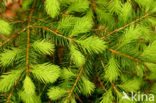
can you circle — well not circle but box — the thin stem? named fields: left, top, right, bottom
left=25, top=2, right=35, bottom=72
left=30, top=25, right=78, bottom=42
left=7, top=69, right=25, bottom=103
left=65, top=66, right=84, bottom=102
left=0, top=27, right=27, bottom=47
left=0, top=33, right=8, bottom=39
left=101, top=12, right=149, bottom=39
left=39, top=83, right=47, bottom=96
left=111, top=82, right=119, bottom=94
left=108, top=49, right=146, bottom=65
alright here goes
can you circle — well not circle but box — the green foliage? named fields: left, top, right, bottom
left=68, top=0, right=89, bottom=13
left=0, top=0, right=156, bottom=102
left=136, top=65, right=144, bottom=78
left=61, top=68, right=75, bottom=79
left=19, top=91, right=41, bottom=103
left=45, top=0, right=60, bottom=18
left=81, top=77, right=95, bottom=95
left=120, top=25, right=143, bottom=47
left=141, top=41, right=156, bottom=62
left=32, top=40, right=55, bottom=55
left=118, top=78, right=142, bottom=92
left=70, top=45, right=85, bottom=67
left=95, top=8, right=115, bottom=26
left=57, top=16, right=77, bottom=33
left=31, top=63, right=60, bottom=83
left=0, top=69, right=22, bottom=92
left=47, top=87, right=67, bottom=100
left=104, top=57, right=120, bottom=82
left=71, top=15, right=93, bottom=36
left=119, top=2, right=132, bottom=22
left=0, top=48, right=20, bottom=67
left=23, top=76, right=35, bottom=95
left=117, top=92, right=136, bottom=103
left=0, top=19, right=12, bottom=35
left=108, top=0, right=122, bottom=14
left=135, top=0, right=154, bottom=11
left=79, top=36, right=107, bottom=54
left=100, top=89, right=113, bottom=103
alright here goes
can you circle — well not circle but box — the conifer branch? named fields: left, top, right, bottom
left=102, top=12, right=149, bottom=39
left=39, top=83, right=47, bottom=96
left=108, top=49, right=146, bottom=66
left=111, top=82, right=119, bottom=94
left=65, top=66, right=84, bottom=102
left=30, top=25, right=78, bottom=42
left=0, top=27, right=27, bottom=47
left=0, top=33, right=8, bottom=39
left=7, top=69, right=25, bottom=103
left=25, top=2, right=35, bottom=72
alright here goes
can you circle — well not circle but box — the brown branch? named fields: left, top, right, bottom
left=0, top=27, right=27, bottom=47
left=39, top=83, right=47, bottom=96
left=7, top=69, right=25, bottom=103
left=101, top=12, right=149, bottom=39
left=65, top=66, right=84, bottom=102
left=108, top=49, right=139, bottom=62
left=30, top=25, right=78, bottom=42
left=108, top=48, right=147, bottom=67
left=111, top=82, right=119, bottom=94
left=25, top=2, right=35, bottom=72
left=0, top=34, right=8, bottom=39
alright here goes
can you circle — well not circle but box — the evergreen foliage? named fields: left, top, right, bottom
left=0, top=0, right=156, bottom=102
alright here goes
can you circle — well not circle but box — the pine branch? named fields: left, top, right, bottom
left=25, top=1, right=35, bottom=72
left=108, top=48, right=147, bottom=66
left=101, top=12, right=149, bottom=39
left=39, top=83, right=47, bottom=96
left=6, top=69, right=24, bottom=103
left=0, top=27, right=27, bottom=47
left=0, top=33, right=8, bottom=39
left=30, top=25, right=78, bottom=42
left=65, top=66, right=84, bottom=102
left=111, top=83, right=119, bottom=94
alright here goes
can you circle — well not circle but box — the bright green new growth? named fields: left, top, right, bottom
left=68, top=0, right=89, bottom=13
left=119, top=2, right=132, bottom=22
left=120, top=25, right=143, bottom=47
left=0, top=48, right=20, bottom=67
left=47, top=87, right=67, bottom=100
left=118, top=78, right=142, bottom=92
left=104, top=57, right=120, bottom=82
left=45, top=0, right=60, bottom=18
left=0, top=19, right=12, bottom=35
left=31, top=63, right=60, bottom=83
left=70, top=45, right=85, bottom=67
left=0, top=0, right=156, bottom=102
left=0, top=69, right=22, bottom=92
left=61, top=68, right=75, bottom=79
left=23, top=76, right=35, bottom=95
left=32, top=40, right=55, bottom=55
left=95, top=8, right=115, bottom=26
left=19, top=91, right=41, bottom=103
left=79, top=36, right=107, bottom=54
left=71, top=15, right=93, bottom=36
left=100, top=89, right=113, bottom=103
left=141, top=41, right=156, bottom=62
left=81, top=77, right=95, bottom=95
left=108, top=0, right=122, bottom=14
